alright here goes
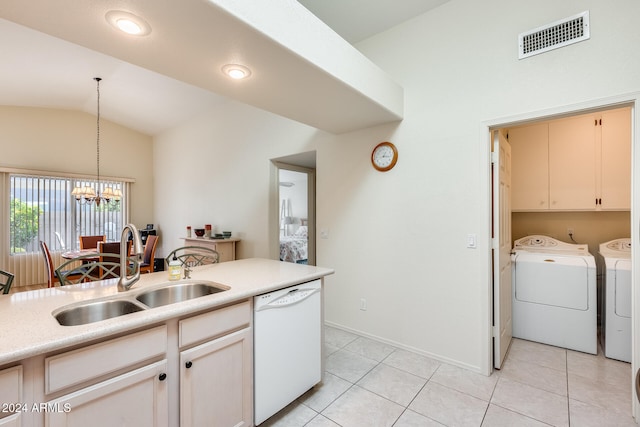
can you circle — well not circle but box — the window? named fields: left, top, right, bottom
left=10, top=174, right=125, bottom=254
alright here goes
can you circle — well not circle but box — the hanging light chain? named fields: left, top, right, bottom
left=72, top=77, right=120, bottom=205
left=95, top=77, right=101, bottom=195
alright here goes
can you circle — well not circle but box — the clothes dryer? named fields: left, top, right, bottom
left=512, top=235, right=597, bottom=354
left=598, top=238, right=631, bottom=362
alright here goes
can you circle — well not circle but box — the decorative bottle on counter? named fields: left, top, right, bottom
left=205, top=224, right=212, bottom=238
left=168, top=255, right=181, bottom=281
left=186, top=226, right=192, bottom=238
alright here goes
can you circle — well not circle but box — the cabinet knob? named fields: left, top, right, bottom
left=159, top=373, right=167, bottom=381
left=185, top=361, right=193, bottom=369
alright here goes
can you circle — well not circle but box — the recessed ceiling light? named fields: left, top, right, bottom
left=222, top=64, right=252, bottom=80
left=105, top=11, right=151, bottom=36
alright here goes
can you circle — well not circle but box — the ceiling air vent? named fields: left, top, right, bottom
left=518, top=11, right=590, bottom=59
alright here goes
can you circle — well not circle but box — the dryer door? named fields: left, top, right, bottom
left=514, top=253, right=590, bottom=310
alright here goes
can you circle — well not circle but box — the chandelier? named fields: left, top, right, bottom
left=72, top=77, right=121, bottom=206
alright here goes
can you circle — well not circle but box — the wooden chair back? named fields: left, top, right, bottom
left=140, top=235, right=159, bottom=274
left=97, top=241, right=131, bottom=279
left=79, top=235, right=106, bottom=249
left=40, top=240, right=56, bottom=288
left=40, top=240, right=85, bottom=287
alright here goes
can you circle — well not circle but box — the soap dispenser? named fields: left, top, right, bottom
left=168, top=255, right=181, bottom=281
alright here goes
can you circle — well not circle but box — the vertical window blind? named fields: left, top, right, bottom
left=6, top=173, right=127, bottom=287
left=10, top=174, right=125, bottom=253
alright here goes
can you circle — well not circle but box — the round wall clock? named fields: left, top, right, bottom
left=371, top=141, right=398, bottom=172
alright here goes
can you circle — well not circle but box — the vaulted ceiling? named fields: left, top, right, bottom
left=0, top=0, right=448, bottom=135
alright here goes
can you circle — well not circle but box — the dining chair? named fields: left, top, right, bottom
left=0, top=270, right=14, bottom=294
left=40, top=241, right=86, bottom=287
left=165, top=246, right=219, bottom=269
left=79, top=235, right=106, bottom=250
left=97, top=241, right=132, bottom=279
left=139, top=235, right=159, bottom=274
left=56, top=246, right=136, bottom=286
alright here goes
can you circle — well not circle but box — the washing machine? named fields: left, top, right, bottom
left=512, top=235, right=597, bottom=354
left=598, top=238, right=631, bottom=362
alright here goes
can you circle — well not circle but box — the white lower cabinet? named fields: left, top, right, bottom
left=45, top=360, right=169, bottom=427
left=0, top=415, right=21, bottom=427
left=43, top=326, right=169, bottom=427
left=179, top=301, right=253, bottom=427
left=0, top=366, right=22, bottom=426
left=6, top=300, right=253, bottom=427
left=180, top=328, right=253, bottom=427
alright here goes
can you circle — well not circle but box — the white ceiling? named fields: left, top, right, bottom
left=0, top=0, right=447, bottom=136
left=298, top=0, right=450, bottom=43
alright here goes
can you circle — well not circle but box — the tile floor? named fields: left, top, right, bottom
left=260, top=326, right=636, bottom=427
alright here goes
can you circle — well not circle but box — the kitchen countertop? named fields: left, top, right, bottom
left=0, top=258, right=334, bottom=366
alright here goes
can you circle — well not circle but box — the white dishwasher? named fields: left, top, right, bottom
left=254, top=279, right=322, bottom=425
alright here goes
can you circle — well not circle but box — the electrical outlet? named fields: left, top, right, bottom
left=567, top=228, right=574, bottom=236
left=360, top=298, right=367, bottom=311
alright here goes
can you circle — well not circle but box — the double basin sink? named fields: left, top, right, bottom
left=53, top=281, right=229, bottom=326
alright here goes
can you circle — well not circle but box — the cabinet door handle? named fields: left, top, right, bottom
left=185, top=361, right=193, bottom=369
left=159, top=373, right=167, bottom=381
left=636, top=369, right=640, bottom=403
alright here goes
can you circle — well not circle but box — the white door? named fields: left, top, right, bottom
left=493, top=130, right=513, bottom=369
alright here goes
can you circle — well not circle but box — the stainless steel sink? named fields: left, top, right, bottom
left=54, top=300, right=146, bottom=326
left=135, top=282, right=228, bottom=308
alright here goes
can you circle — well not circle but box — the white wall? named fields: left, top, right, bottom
left=153, top=99, right=330, bottom=259
left=154, top=0, right=640, bottom=373
left=344, top=0, right=640, bottom=372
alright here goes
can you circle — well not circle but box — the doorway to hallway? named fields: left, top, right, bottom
left=271, top=151, right=316, bottom=266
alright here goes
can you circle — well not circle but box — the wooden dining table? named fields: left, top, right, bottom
left=61, top=249, right=99, bottom=261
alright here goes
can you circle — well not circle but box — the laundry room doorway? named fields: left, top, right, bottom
left=491, top=130, right=513, bottom=369
left=484, top=94, right=639, bottom=419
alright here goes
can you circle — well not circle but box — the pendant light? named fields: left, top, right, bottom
left=72, top=77, right=121, bottom=206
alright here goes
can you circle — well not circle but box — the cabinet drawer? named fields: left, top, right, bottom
left=45, top=360, right=168, bottom=427
left=0, top=366, right=22, bottom=419
left=180, top=300, right=251, bottom=348
left=46, top=325, right=167, bottom=394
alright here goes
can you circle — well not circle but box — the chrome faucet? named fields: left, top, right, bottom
left=117, top=224, right=144, bottom=292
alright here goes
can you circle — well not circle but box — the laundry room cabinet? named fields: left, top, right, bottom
left=511, top=107, right=630, bottom=211
left=510, top=122, right=549, bottom=210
